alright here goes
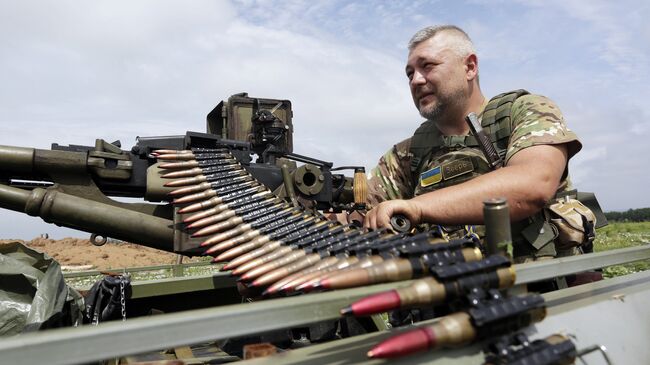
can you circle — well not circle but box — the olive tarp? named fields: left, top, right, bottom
left=0, top=241, right=83, bottom=336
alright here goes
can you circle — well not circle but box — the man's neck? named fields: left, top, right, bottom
left=435, top=92, right=486, bottom=136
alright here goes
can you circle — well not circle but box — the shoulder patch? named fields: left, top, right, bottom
left=420, top=166, right=442, bottom=187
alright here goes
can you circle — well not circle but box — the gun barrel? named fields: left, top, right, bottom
left=0, top=145, right=87, bottom=176
left=0, top=184, right=173, bottom=250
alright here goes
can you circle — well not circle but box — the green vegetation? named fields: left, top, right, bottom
left=604, top=207, right=650, bottom=222
left=594, top=221, right=650, bottom=278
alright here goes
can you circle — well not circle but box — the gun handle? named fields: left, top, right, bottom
left=353, top=169, right=368, bottom=205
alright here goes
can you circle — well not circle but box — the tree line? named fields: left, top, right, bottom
left=604, top=208, right=650, bottom=222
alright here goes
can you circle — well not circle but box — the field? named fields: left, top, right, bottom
left=593, top=221, right=650, bottom=277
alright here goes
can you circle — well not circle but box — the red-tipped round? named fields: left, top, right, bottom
left=367, top=327, right=436, bottom=359
left=343, top=290, right=401, bottom=316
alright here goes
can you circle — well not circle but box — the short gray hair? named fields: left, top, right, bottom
left=408, top=25, right=476, bottom=57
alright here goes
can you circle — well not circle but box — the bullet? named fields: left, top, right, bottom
left=231, top=246, right=295, bottom=276
left=202, top=213, right=311, bottom=252
left=167, top=168, right=247, bottom=189
left=153, top=149, right=193, bottom=155
left=341, top=265, right=516, bottom=316
left=279, top=255, right=361, bottom=293
left=191, top=212, right=240, bottom=235
left=164, top=174, right=208, bottom=187
left=157, top=152, right=232, bottom=161
left=218, top=221, right=330, bottom=264
left=161, top=167, right=204, bottom=179
left=307, top=255, right=385, bottom=292
left=319, top=246, right=482, bottom=291
left=173, top=184, right=266, bottom=205
left=239, top=250, right=308, bottom=282
left=263, top=255, right=342, bottom=295
left=156, top=153, right=198, bottom=161
left=218, top=237, right=278, bottom=267
left=319, top=258, right=413, bottom=290
left=170, top=179, right=258, bottom=199
left=368, top=312, right=475, bottom=358
left=190, top=200, right=288, bottom=232
left=180, top=190, right=271, bottom=214
left=367, top=294, right=546, bottom=358
left=168, top=182, right=215, bottom=197
left=182, top=203, right=229, bottom=222
left=196, top=208, right=281, bottom=241
left=203, top=229, right=262, bottom=253
left=189, top=200, right=268, bottom=232
left=221, top=221, right=339, bottom=270
left=164, top=173, right=252, bottom=188
left=254, top=253, right=323, bottom=288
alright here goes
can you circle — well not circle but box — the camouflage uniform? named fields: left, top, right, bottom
left=367, top=93, right=582, bottom=261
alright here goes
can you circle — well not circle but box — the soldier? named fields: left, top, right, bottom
left=364, top=25, right=595, bottom=264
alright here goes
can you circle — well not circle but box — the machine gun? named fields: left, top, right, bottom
left=0, top=93, right=366, bottom=255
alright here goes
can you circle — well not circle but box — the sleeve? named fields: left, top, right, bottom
left=505, top=94, right=582, bottom=164
left=366, top=138, right=414, bottom=208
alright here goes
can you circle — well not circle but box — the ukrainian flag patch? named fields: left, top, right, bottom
left=420, top=166, right=442, bottom=187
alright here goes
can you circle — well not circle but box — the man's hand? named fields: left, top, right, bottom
left=364, top=199, right=423, bottom=230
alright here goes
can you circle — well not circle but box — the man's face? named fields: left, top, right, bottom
left=405, top=34, right=468, bottom=120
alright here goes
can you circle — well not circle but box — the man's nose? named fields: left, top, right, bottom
left=410, top=71, right=426, bottom=86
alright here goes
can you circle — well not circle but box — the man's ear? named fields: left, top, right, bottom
left=465, top=54, right=478, bottom=81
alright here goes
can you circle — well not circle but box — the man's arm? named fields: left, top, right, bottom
left=366, top=138, right=414, bottom=207
left=364, top=143, right=568, bottom=229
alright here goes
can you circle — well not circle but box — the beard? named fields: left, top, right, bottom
left=417, top=86, right=466, bottom=121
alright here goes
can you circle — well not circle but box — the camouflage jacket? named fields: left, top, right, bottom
left=368, top=93, right=582, bottom=206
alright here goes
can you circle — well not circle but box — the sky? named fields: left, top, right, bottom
left=1, top=0, right=649, bottom=239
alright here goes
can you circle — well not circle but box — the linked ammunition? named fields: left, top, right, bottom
left=367, top=294, right=547, bottom=359
left=236, top=227, right=366, bottom=282
left=307, top=255, right=386, bottom=292
left=177, top=189, right=271, bottom=214
left=173, top=184, right=266, bottom=205
left=168, top=179, right=258, bottom=197
left=217, top=221, right=334, bottom=265
left=252, top=253, right=324, bottom=287
left=341, top=255, right=515, bottom=316
left=280, top=256, right=362, bottom=293
left=157, top=152, right=232, bottom=161
left=160, top=167, right=205, bottom=179
left=164, top=173, right=252, bottom=188
left=204, top=214, right=318, bottom=253
left=190, top=198, right=285, bottom=235
left=159, top=157, right=238, bottom=169
left=317, top=239, right=483, bottom=290
left=161, top=163, right=243, bottom=178
left=159, top=157, right=239, bottom=169
left=263, top=255, right=342, bottom=295
left=230, top=245, right=295, bottom=275
left=154, top=147, right=230, bottom=157
left=192, top=201, right=292, bottom=237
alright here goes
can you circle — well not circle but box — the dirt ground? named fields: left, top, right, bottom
left=0, top=238, right=202, bottom=270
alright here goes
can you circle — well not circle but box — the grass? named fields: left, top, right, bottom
left=593, top=221, right=650, bottom=278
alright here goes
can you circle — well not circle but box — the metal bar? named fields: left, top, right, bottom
left=63, top=261, right=214, bottom=279
left=239, top=270, right=650, bottom=365
left=1, top=247, right=649, bottom=365
left=514, top=245, right=650, bottom=285
left=128, top=272, right=237, bottom=299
